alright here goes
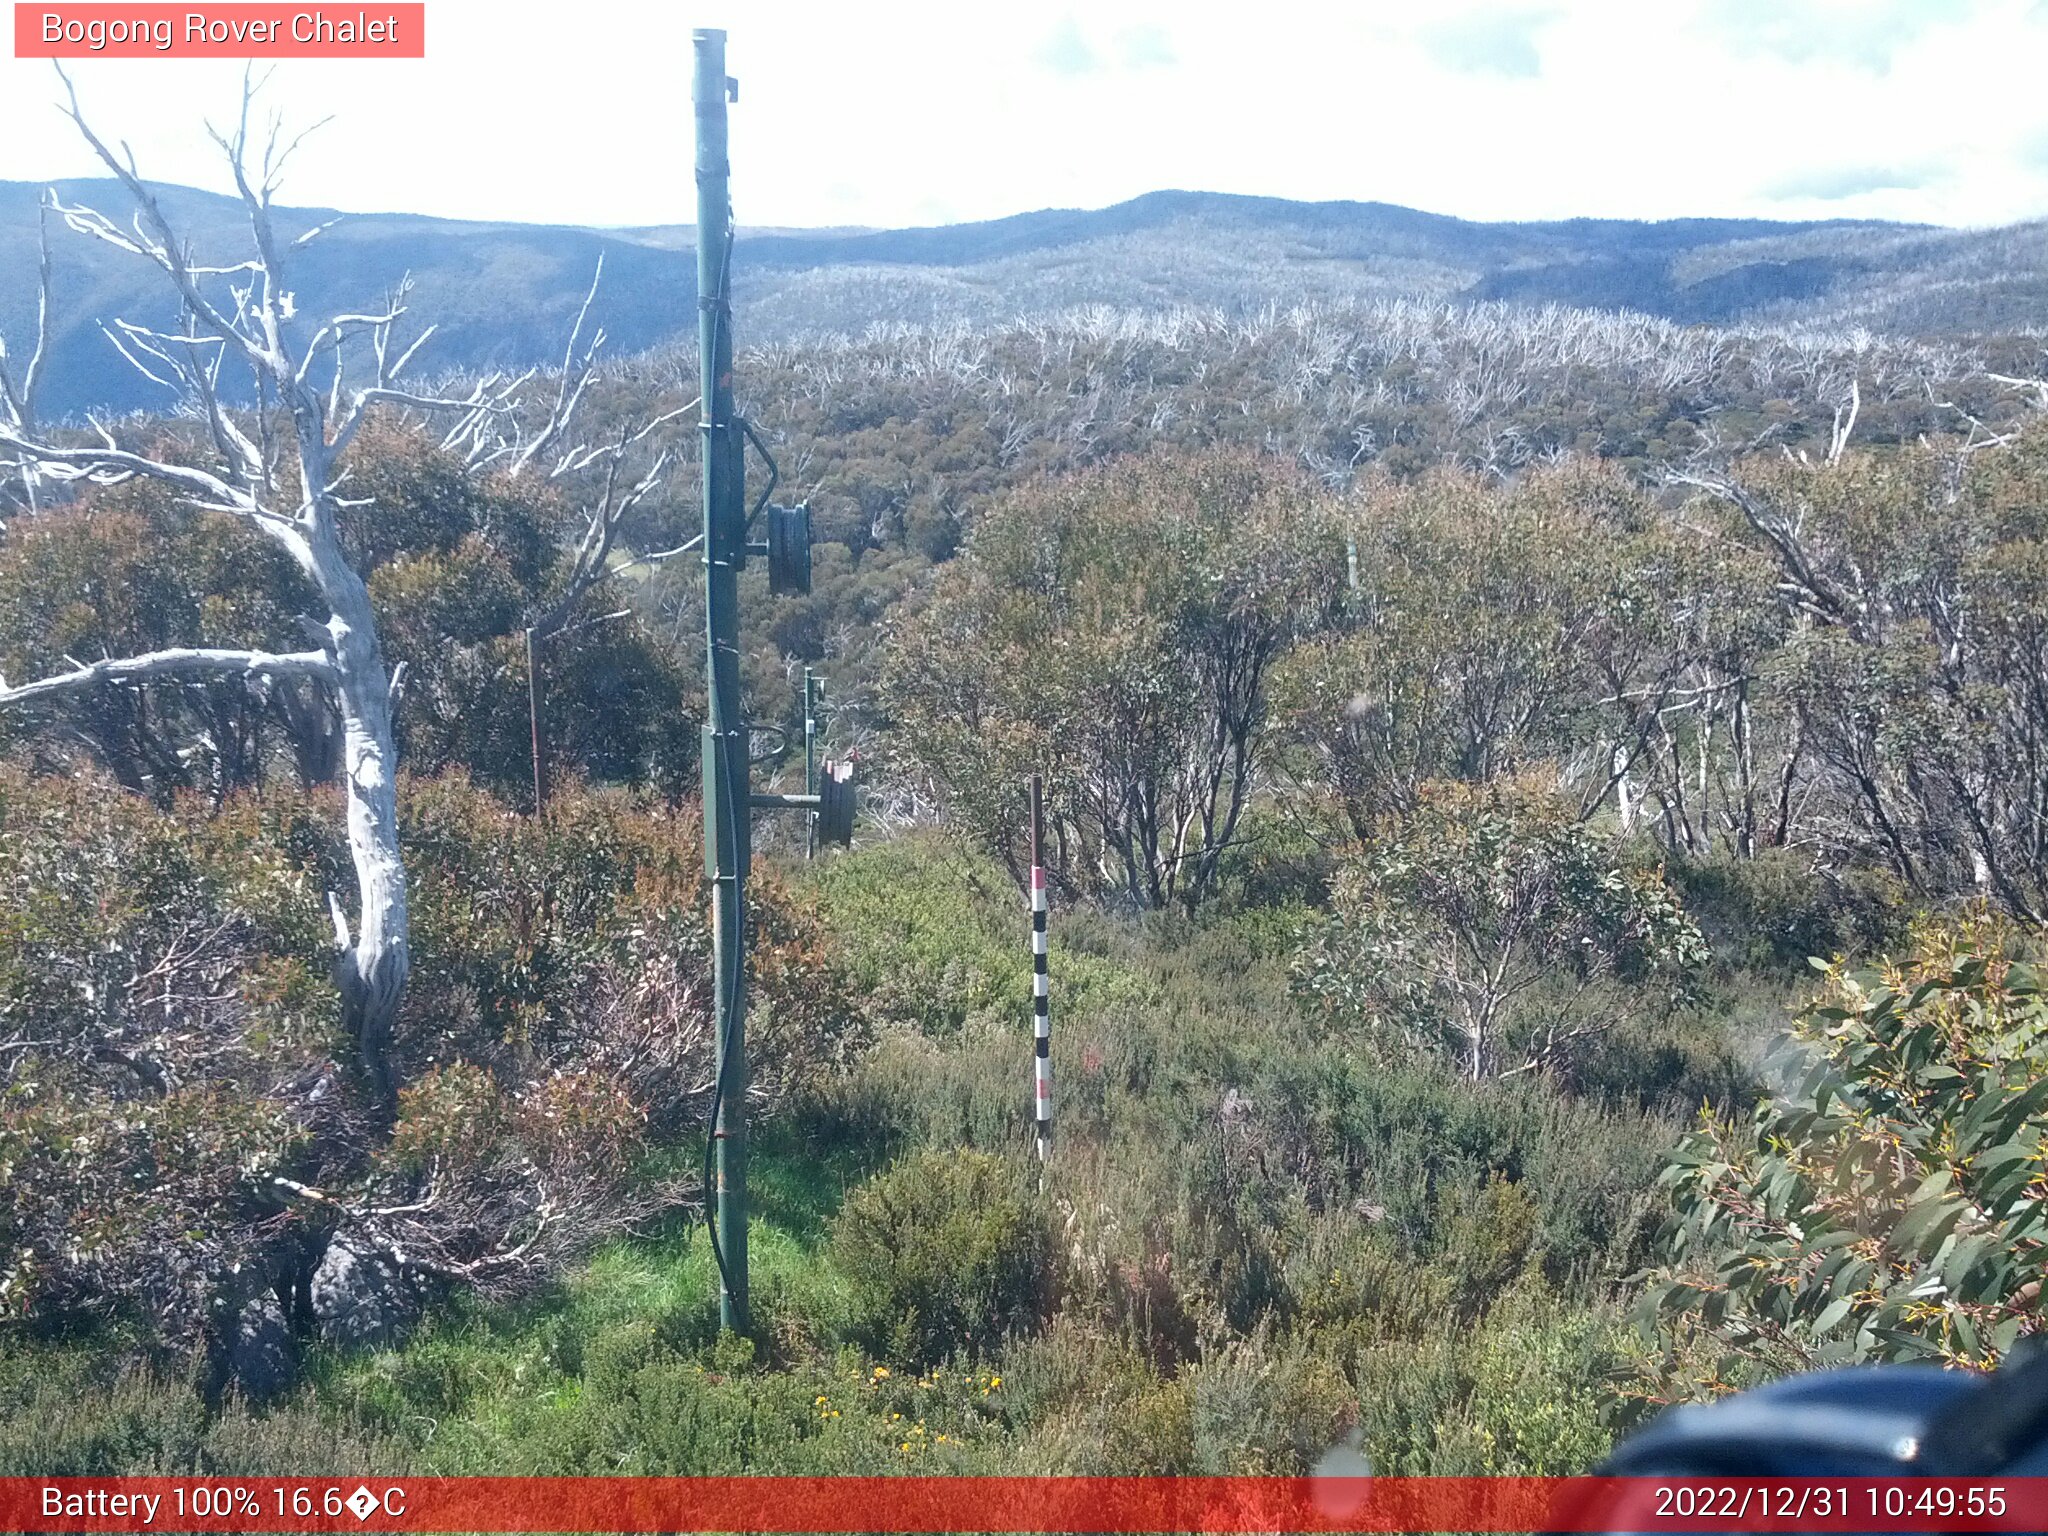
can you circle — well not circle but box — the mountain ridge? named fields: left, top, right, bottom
left=2, top=179, right=2040, bottom=418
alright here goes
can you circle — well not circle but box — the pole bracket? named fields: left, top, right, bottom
left=750, top=792, right=821, bottom=811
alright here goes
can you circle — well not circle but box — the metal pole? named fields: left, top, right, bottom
left=804, top=668, right=818, bottom=860
left=1029, top=775, right=1051, bottom=1162
left=525, top=626, right=546, bottom=817
left=695, top=26, right=748, bottom=1334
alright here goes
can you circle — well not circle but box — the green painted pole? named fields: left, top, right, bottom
left=695, top=26, right=749, bottom=1334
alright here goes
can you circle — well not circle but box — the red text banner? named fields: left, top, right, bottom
left=5, top=1476, right=2048, bottom=1533
left=14, top=5, right=424, bottom=58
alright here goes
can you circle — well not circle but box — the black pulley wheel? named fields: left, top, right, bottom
left=767, top=503, right=812, bottom=595
left=817, top=758, right=855, bottom=847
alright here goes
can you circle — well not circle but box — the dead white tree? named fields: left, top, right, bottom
left=0, top=73, right=520, bottom=1102
left=431, top=255, right=698, bottom=642
left=0, top=191, right=54, bottom=518
left=1826, top=374, right=1860, bottom=464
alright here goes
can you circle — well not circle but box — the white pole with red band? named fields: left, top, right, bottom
left=1029, top=774, right=1052, bottom=1161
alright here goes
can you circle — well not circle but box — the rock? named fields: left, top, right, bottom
left=227, top=1294, right=295, bottom=1401
left=310, top=1233, right=420, bottom=1350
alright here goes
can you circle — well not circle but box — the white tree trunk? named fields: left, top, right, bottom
left=322, top=556, right=409, bottom=1099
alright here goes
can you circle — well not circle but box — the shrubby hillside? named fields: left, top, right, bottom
left=11, top=408, right=2048, bottom=1470
left=8, top=145, right=2048, bottom=1476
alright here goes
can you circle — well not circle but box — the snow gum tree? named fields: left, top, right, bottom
left=0, top=76, right=524, bottom=1099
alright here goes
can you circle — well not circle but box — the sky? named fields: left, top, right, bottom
left=4, top=0, right=2048, bottom=232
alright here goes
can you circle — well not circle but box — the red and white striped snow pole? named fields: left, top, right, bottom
left=1029, top=774, right=1052, bottom=1161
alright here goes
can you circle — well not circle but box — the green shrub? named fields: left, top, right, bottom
left=0, top=1339, right=409, bottom=1475
left=1281, top=1211, right=1456, bottom=1361
left=1011, top=1322, right=1350, bottom=1477
left=1565, top=992, right=1764, bottom=1116
left=809, top=833, right=1156, bottom=1047
left=1231, top=1048, right=1667, bottom=1288
left=1203, top=804, right=1335, bottom=918
left=1639, top=912, right=2048, bottom=1390
left=0, top=1346, right=206, bottom=1475
left=809, top=833, right=1023, bottom=1039
left=1669, top=848, right=1908, bottom=974
left=1094, top=1374, right=1197, bottom=1475
left=190, top=1398, right=417, bottom=1476
left=1463, top=1283, right=1625, bottom=1471
left=1295, top=777, right=1705, bottom=1080
left=476, top=1324, right=814, bottom=1474
left=882, top=448, right=1344, bottom=913
left=1436, top=1171, right=1541, bottom=1306
left=1352, top=1282, right=1624, bottom=1473
left=0, top=769, right=341, bottom=1344
left=831, top=1149, right=1054, bottom=1365
left=1185, top=1335, right=1355, bottom=1474
left=0, top=765, right=857, bottom=1369
left=984, top=1316, right=1160, bottom=1473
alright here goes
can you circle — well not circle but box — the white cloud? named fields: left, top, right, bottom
left=1420, top=9, right=1555, bottom=79
left=0, top=0, right=2044, bottom=230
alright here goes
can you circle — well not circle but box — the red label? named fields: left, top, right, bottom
left=14, top=4, right=425, bottom=56
left=2, top=1476, right=2044, bottom=1532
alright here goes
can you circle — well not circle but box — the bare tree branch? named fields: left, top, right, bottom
left=51, top=66, right=281, bottom=380
left=0, top=191, right=55, bottom=513
left=0, top=192, right=53, bottom=428
left=1665, top=463, right=1859, bottom=623
left=0, top=420, right=295, bottom=527
left=531, top=435, right=676, bottom=639
left=508, top=257, right=606, bottom=478
left=0, top=646, right=337, bottom=706
left=1985, top=371, right=2048, bottom=410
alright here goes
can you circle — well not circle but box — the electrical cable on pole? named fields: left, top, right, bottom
left=695, top=27, right=750, bottom=1333
left=804, top=668, right=819, bottom=860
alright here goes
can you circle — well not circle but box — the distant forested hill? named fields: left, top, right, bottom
left=4, top=179, right=2046, bottom=417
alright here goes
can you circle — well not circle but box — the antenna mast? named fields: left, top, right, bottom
left=693, top=30, right=849, bottom=1332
